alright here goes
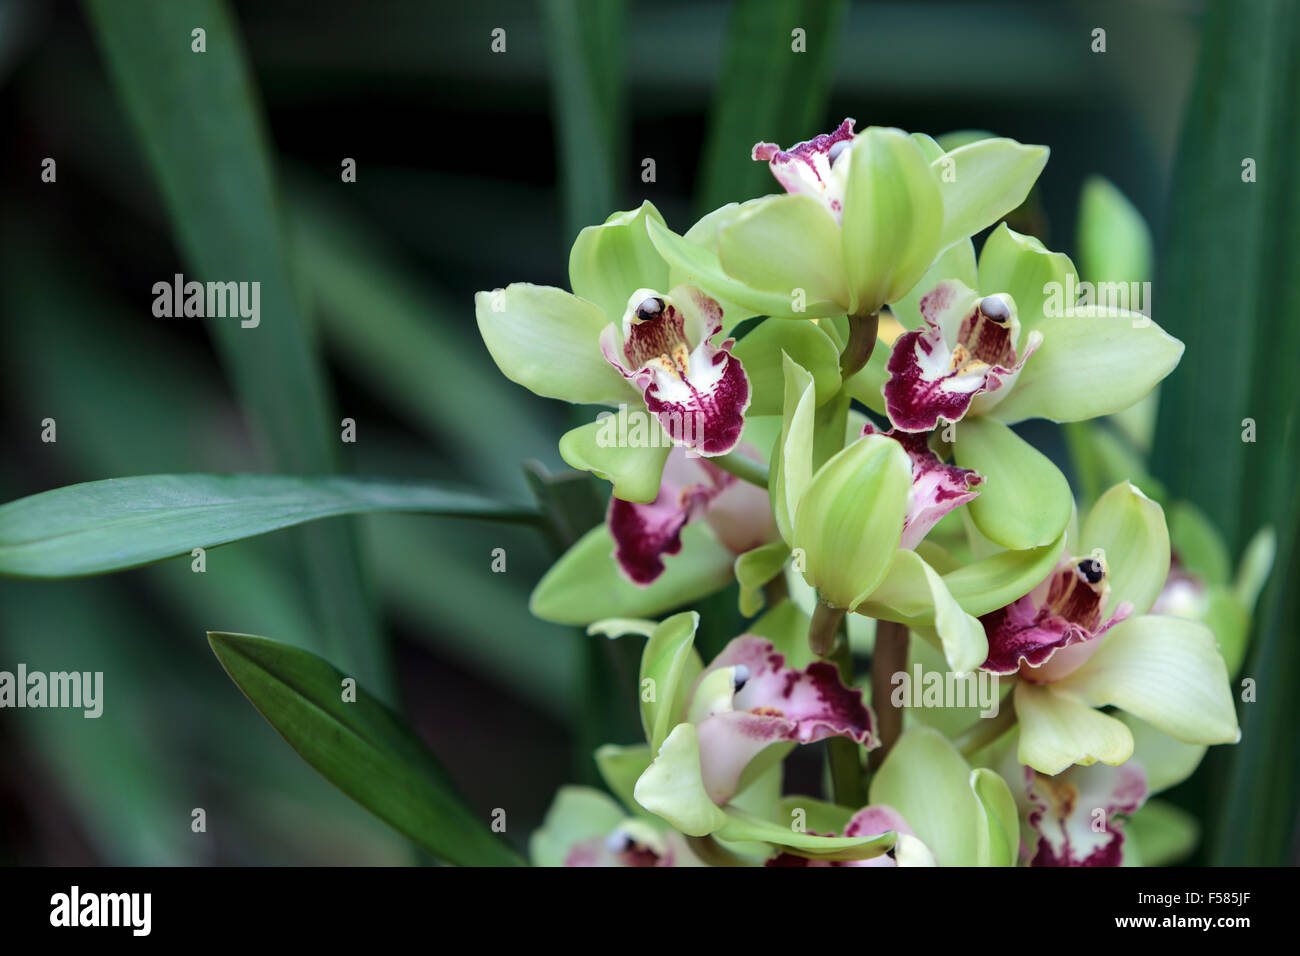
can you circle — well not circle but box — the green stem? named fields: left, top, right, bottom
left=710, top=450, right=769, bottom=489
left=955, top=697, right=1019, bottom=757
left=867, top=619, right=908, bottom=771
left=826, top=632, right=865, bottom=807
left=807, top=599, right=846, bottom=658
left=838, top=311, right=880, bottom=379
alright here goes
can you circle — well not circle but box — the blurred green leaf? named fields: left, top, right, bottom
left=1149, top=0, right=1300, bottom=865
left=696, top=0, right=846, bottom=215
left=542, top=0, right=626, bottom=239
left=0, top=474, right=535, bottom=578
left=84, top=0, right=389, bottom=697
left=208, top=632, right=524, bottom=866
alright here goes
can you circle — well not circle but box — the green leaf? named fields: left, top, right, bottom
left=558, top=408, right=672, bottom=503
left=1125, top=800, right=1200, bottom=867
left=0, top=474, right=534, bottom=579
left=208, top=632, right=523, bottom=866
left=475, top=283, right=634, bottom=404
left=953, top=417, right=1072, bottom=549
left=85, top=0, right=388, bottom=698
left=932, top=138, right=1048, bottom=251
left=530, top=522, right=734, bottom=625
left=732, top=317, right=841, bottom=416
left=718, top=194, right=849, bottom=306
left=542, top=0, right=627, bottom=240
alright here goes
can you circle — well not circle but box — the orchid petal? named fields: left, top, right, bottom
left=971, top=767, right=1020, bottom=867
left=867, top=725, right=986, bottom=866
left=1014, top=682, right=1134, bottom=775
left=647, top=215, right=843, bottom=319
left=568, top=201, right=670, bottom=323
left=1056, top=614, right=1241, bottom=747
left=1081, top=480, right=1170, bottom=617
left=1026, top=761, right=1147, bottom=866
left=842, top=127, right=944, bottom=315
left=932, top=138, right=1048, bottom=250
left=732, top=316, right=841, bottom=416
left=633, top=722, right=729, bottom=836
left=989, top=311, right=1184, bottom=425
left=793, top=434, right=911, bottom=611
left=475, top=283, right=637, bottom=404
left=771, top=354, right=817, bottom=545
left=954, top=416, right=1072, bottom=549
left=530, top=522, right=733, bottom=626
left=718, top=194, right=850, bottom=307
left=976, top=223, right=1076, bottom=335
left=888, top=238, right=978, bottom=330
left=558, top=407, right=671, bottom=504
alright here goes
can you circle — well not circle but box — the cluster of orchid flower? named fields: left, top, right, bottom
left=477, top=119, right=1268, bottom=867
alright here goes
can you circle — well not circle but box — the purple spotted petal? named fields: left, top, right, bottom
left=607, top=445, right=774, bottom=587
left=1026, top=762, right=1148, bottom=867
left=752, top=118, right=857, bottom=221
left=979, top=556, right=1134, bottom=676
left=601, top=287, right=750, bottom=456
left=861, top=421, right=982, bottom=549
left=884, top=281, right=1041, bottom=433
left=690, top=636, right=877, bottom=803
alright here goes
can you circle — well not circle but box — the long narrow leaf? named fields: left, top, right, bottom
left=84, top=0, right=389, bottom=697
left=0, top=474, right=535, bottom=578
left=208, top=632, right=525, bottom=866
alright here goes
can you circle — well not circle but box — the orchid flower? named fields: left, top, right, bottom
left=1021, top=762, right=1149, bottom=867
left=980, top=482, right=1240, bottom=775
left=645, top=121, right=1048, bottom=322
left=607, top=443, right=775, bottom=586
left=530, top=786, right=703, bottom=867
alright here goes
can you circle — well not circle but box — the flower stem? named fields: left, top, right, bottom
left=955, top=699, right=1019, bottom=757
left=808, top=599, right=846, bottom=658
left=826, top=631, right=866, bottom=808
left=710, top=450, right=769, bottom=489
left=867, top=619, right=908, bottom=771
left=839, top=310, right=880, bottom=380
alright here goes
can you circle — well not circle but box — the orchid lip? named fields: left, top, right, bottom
left=883, top=281, right=1038, bottom=433
left=601, top=287, right=750, bottom=457
left=979, top=554, right=1132, bottom=676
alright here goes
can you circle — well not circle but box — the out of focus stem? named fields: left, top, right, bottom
left=808, top=599, right=846, bottom=657
left=868, top=619, right=908, bottom=771
left=711, top=450, right=769, bottom=489
left=955, top=698, right=1019, bottom=757
left=839, top=310, right=880, bottom=379
left=826, top=629, right=865, bottom=807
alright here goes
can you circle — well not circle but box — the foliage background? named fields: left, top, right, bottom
left=0, top=0, right=1293, bottom=865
